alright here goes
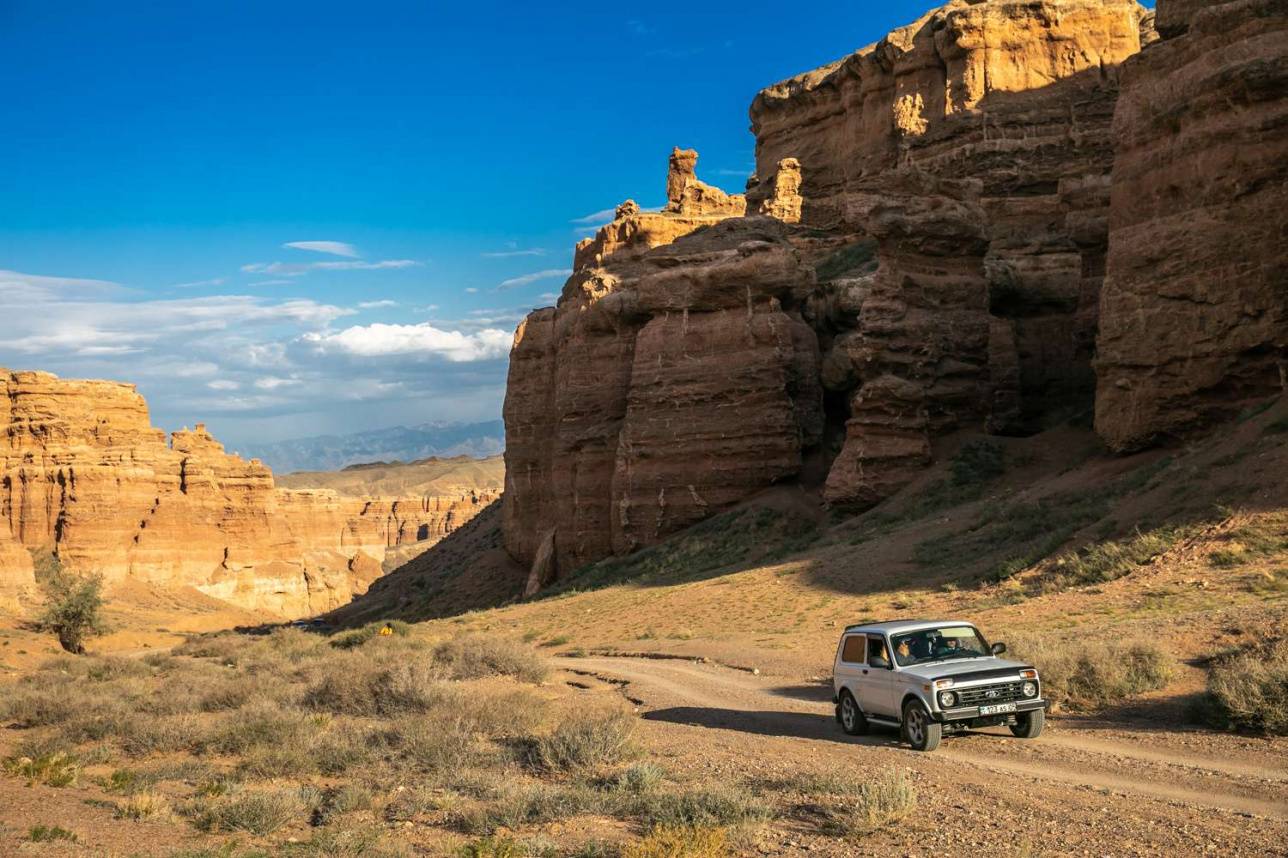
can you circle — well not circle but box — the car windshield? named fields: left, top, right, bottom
left=891, top=626, right=990, bottom=666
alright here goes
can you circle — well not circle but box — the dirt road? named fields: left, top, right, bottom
left=563, top=655, right=1288, bottom=836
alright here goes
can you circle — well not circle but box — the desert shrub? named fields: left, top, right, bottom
left=34, top=556, right=106, bottom=654
left=200, top=674, right=274, bottom=712
left=175, top=632, right=256, bottom=664
left=204, top=705, right=319, bottom=755
left=314, top=730, right=376, bottom=775
left=119, top=713, right=207, bottom=757
left=3, top=750, right=79, bottom=787
left=1009, top=636, right=1173, bottom=711
left=304, top=657, right=452, bottom=716
left=27, top=824, right=78, bottom=843
left=85, top=655, right=152, bottom=681
left=190, top=788, right=306, bottom=835
left=114, top=791, right=172, bottom=820
left=822, top=768, right=915, bottom=836
left=528, top=709, right=635, bottom=773
left=2, top=680, right=102, bottom=728
left=624, top=825, right=727, bottom=858
left=1200, top=639, right=1288, bottom=735
left=630, top=786, right=770, bottom=829
left=310, top=783, right=377, bottom=826
left=434, top=634, right=549, bottom=683
left=236, top=744, right=316, bottom=779
left=378, top=713, right=481, bottom=772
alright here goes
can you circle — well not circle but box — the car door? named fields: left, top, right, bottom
left=857, top=635, right=897, bottom=717
left=835, top=633, right=867, bottom=702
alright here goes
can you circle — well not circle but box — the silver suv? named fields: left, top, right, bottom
left=832, top=619, right=1046, bottom=751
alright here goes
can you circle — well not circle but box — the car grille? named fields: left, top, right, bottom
left=956, top=681, right=1026, bottom=706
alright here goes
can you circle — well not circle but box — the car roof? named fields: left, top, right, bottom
left=842, top=619, right=976, bottom=635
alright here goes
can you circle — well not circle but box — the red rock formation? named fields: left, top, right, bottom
left=1095, top=0, right=1288, bottom=450
left=0, top=369, right=496, bottom=617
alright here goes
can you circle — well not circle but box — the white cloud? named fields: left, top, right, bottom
left=464, top=287, right=479, bottom=294
left=358, top=300, right=398, bottom=309
left=537, top=292, right=559, bottom=302
left=208, top=379, right=240, bottom=391
left=241, top=259, right=420, bottom=277
left=170, top=277, right=226, bottom=289
left=0, top=269, right=124, bottom=302
left=482, top=248, right=546, bottom=258
left=302, top=323, right=511, bottom=362
left=248, top=279, right=295, bottom=287
left=282, top=241, right=359, bottom=258
left=571, top=208, right=616, bottom=225
left=497, top=269, right=571, bottom=291
left=254, top=376, right=300, bottom=390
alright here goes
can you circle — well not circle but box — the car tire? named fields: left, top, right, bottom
left=838, top=691, right=869, bottom=736
left=902, top=699, right=942, bottom=751
left=1010, top=708, right=1044, bottom=739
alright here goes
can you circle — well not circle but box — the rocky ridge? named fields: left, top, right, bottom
left=501, top=0, right=1286, bottom=588
left=0, top=370, right=495, bottom=617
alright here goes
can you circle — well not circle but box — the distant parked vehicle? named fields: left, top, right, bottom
left=833, top=619, right=1046, bottom=751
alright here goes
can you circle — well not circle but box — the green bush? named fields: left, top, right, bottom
left=27, top=825, right=77, bottom=843
left=34, top=556, right=106, bottom=654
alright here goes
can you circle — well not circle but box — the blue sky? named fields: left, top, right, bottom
left=0, top=1, right=1104, bottom=451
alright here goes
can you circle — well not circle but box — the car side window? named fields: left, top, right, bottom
left=867, top=636, right=889, bottom=664
left=840, top=635, right=866, bottom=664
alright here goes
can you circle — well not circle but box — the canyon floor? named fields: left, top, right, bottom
left=1, top=403, right=1285, bottom=855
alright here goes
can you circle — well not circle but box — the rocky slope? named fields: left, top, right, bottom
left=276, top=454, right=503, bottom=498
left=501, top=0, right=1285, bottom=589
left=0, top=370, right=495, bottom=617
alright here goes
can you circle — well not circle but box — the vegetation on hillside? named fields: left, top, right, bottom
left=32, top=553, right=106, bottom=655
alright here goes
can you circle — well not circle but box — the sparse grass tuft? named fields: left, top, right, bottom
left=1033, top=526, right=1187, bottom=593
left=115, top=790, right=173, bottom=821
left=27, top=824, right=78, bottom=843
left=329, top=620, right=412, bottom=650
left=624, top=824, right=726, bottom=858
left=3, top=750, right=79, bottom=787
left=823, top=768, right=915, bottom=836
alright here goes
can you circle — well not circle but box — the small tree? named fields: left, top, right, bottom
left=35, top=554, right=106, bottom=654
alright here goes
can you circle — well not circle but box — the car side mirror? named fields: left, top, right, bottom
left=991, top=642, right=1007, bottom=655
left=869, top=656, right=891, bottom=670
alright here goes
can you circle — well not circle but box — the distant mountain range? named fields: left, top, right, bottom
left=241, top=420, right=505, bottom=473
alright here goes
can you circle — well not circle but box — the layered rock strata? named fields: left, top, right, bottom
left=0, top=370, right=495, bottom=617
left=1094, top=0, right=1288, bottom=450
left=504, top=0, right=1164, bottom=584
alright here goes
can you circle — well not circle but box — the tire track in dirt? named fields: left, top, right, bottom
left=565, top=655, right=1288, bottom=821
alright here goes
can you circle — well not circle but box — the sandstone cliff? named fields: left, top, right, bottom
left=503, top=0, right=1170, bottom=586
left=0, top=370, right=495, bottom=617
left=1095, top=0, right=1288, bottom=450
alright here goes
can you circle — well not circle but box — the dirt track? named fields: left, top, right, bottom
left=564, top=655, right=1288, bottom=833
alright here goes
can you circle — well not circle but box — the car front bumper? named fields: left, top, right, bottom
left=933, top=698, right=1047, bottom=723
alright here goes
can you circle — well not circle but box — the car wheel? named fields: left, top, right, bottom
left=902, top=699, right=942, bottom=751
left=838, top=691, right=868, bottom=736
left=1010, top=708, right=1044, bottom=739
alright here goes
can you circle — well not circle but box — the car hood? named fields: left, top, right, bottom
left=898, top=656, right=1031, bottom=682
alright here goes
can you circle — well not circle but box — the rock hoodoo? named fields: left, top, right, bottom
left=502, top=0, right=1284, bottom=590
left=0, top=370, right=497, bottom=617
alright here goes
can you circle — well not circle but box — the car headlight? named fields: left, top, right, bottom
left=1021, top=681, right=1038, bottom=698
left=938, top=690, right=957, bottom=708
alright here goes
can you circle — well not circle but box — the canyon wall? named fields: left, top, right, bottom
left=0, top=370, right=496, bottom=617
left=1094, top=0, right=1288, bottom=449
left=502, top=0, right=1164, bottom=584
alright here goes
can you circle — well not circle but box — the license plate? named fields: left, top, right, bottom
left=979, top=702, right=1017, bottom=716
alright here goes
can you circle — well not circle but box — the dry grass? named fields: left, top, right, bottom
left=1009, top=636, right=1174, bottom=711
left=624, top=824, right=728, bottom=858
left=528, top=708, right=637, bottom=773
